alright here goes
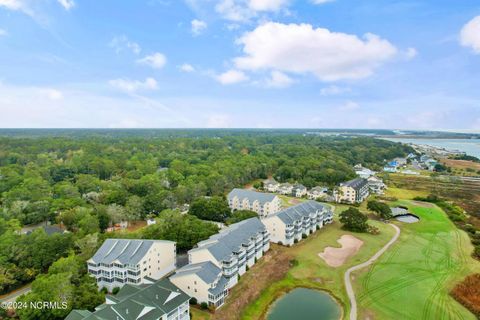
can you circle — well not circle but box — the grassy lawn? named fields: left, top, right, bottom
left=353, top=200, right=480, bottom=320
left=278, top=194, right=307, bottom=208
left=191, top=307, right=212, bottom=320
left=384, top=187, right=429, bottom=200
left=240, top=206, right=396, bottom=320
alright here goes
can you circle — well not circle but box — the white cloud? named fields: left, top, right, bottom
left=0, top=0, right=34, bottom=16
left=405, top=47, right=417, bottom=59
left=460, top=15, right=480, bottom=54
left=265, top=70, right=293, bottom=88
left=109, top=77, right=158, bottom=93
left=320, top=85, right=350, bottom=96
left=191, top=19, right=207, bottom=35
left=40, top=88, right=63, bottom=100
left=248, top=0, right=289, bottom=11
left=216, top=69, right=249, bottom=85
left=337, top=101, right=359, bottom=111
left=215, top=0, right=290, bottom=22
left=179, top=63, right=195, bottom=72
left=57, top=0, right=74, bottom=10
left=234, top=22, right=398, bottom=81
left=136, top=52, right=167, bottom=69
left=109, top=35, right=141, bottom=55
left=311, top=0, right=335, bottom=4
left=0, top=28, right=7, bottom=36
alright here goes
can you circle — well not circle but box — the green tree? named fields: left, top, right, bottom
left=339, top=207, right=369, bottom=232
left=367, top=200, right=393, bottom=220
left=188, top=196, right=231, bottom=222
left=226, top=210, right=258, bottom=225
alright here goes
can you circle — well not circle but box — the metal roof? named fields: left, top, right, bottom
left=227, top=188, right=277, bottom=205
left=89, top=239, right=174, bottom=265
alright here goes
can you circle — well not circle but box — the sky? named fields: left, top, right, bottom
left=0, top=0, right=479, bottom=129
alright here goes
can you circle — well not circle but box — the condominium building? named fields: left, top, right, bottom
left=307, top=186, right=328, bottom=200
left=292, top=184, right=307, bottom=197
left=335, top=178, right=370, bottom=203
left=66, top=278, right=190, bottom=320
left=187, top=218, right=270, bottom=289
left=170, top=261, right=229, bottom=309
left=261, top=201, right=333, bottom=246
left=278, top=183, right=293, bottom=195
left=263, top=178, right=280, bottom=192
left=227, top=188, right=281, bottom=217
left=87, top=239, right=176, bottom=291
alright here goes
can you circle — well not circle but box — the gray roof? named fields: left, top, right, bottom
left=292, top=184, right=307, bottom=191
left=66, top=279, right=190, bottom=320
left=171, top=261, right=221, bottom=285
left=341, top=178, right=368, bottom=190
left=90, top=239, right=174, bottom=265
left=228, top=188, right=277, bottom=205
left=208, top=276, right=229, bottom=295
left=272, top=201, right=329, bottom=224
left=190, top=218, right=266, bottom=263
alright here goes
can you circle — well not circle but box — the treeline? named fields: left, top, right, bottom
left=0, top=133, right=412, bottom=316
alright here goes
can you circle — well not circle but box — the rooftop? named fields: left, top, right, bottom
left=273, top=201, right=330, bottom=224
left=66, top=279, right=189, bottom=320
left=228, top=188, right=277, bottom=205
left=89, top=239, right=174, bottom=265
left=340, top=178, right=368, bottom=190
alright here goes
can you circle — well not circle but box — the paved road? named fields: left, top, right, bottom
left=344, top=224, right=401, bottom=320
left=0, top=284, right=32, bottom=304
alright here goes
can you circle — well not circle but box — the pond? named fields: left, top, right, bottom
left=267, top=288, right=341, bottom=320
left=395, top=214, right=420, bottom=223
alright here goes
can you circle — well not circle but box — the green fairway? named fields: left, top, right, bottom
left=354, top=200, right=480, bottom=320
left=241, top=205, right=396, bottom=319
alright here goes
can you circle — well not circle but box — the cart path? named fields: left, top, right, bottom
left=344, top=224, right=401, bottom=320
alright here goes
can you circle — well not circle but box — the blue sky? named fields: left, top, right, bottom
left=0, top=0, right=479, bottom=129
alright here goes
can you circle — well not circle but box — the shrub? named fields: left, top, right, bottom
left=112, top=287, right=120, bottom=295
left=200, top=302, right=208, bottom=310
left=100, top=287, right=108, bottom=294
left=277, top=241, right=283, bottom=245
left=294, top=238, right=298, bottom=244
left=289, top=259, right=299, bottom=267
left=302, top=233, right=307, bottom=239
left=189, top=297, right=197, bottom=305
left=316, top=225, right=320, bottom=230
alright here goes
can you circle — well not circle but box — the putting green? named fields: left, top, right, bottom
left=354, top=200, right=480, bottom=320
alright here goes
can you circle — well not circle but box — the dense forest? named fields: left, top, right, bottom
left=0, top=131, right=412, bottom=319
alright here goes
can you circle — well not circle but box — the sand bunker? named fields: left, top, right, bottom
left=319, top=235, right=364, bottom=267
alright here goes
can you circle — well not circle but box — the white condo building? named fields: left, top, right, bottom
left=170, top=261, right=229, bottom=309
left=227, top=188, right=281, bottom=217
left=262, top=201, right=333, bottom=246
left=187, top=218, right=270, bottom=290
left=87, top=239, right=176, bottom=292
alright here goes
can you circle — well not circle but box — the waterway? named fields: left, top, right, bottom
left=383, top=138, right=480, bottom=158
left=267, top=288, right=341, bottom=320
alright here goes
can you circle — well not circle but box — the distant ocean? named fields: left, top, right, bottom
left=384, top=138, right=480, bottom=158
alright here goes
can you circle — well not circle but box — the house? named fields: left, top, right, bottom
left=66, top=278, right=190, bottom=320
left=278, top=183, right=293, bottom=195
left=354, top=165, right=375, bottom=179
left=367, top=176, right=386, bottom=194
left=187, top=218, right=270, bottom=289
left=263, top=178, right=279, bottom=192
left=227, top=188, right=281, bottom=217
left=170, top=261, right=229, bottom=309
left=336, top=178, right=370, bottom=203
left=25, top=224, right=66, bottom=236
left=292, top=184, right=307, bottom=197
left=307, top=186, right=329, bottom=200
left=383, top=165, right=397, bottom=173
left=87, top=239, right=176, bottom=292
left=261, top=201, right=333, bottom=246
left=393, top=157, right=408, bottom=166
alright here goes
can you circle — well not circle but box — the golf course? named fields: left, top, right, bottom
left=190, top=199, right=480, bottom=320
left=354, top=200, right=480, bottom=320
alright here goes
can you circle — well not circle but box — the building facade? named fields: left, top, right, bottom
left=307, top=186, right=329, bottom=200
left=263, top=179, right=279, bottom=192
left=335, top=178, right=370, bottom=203
left=66, top=278, right=190, bottom=320
left=261, top=201, right=333, bottom=246
left=292, top=184, right=307, bottom=197
left=170, top=261, right=229, bottom=309
left=187, top=218, right=270, bottom=289
left=87, top=239, right=176, bottom=292
left=227, top=188, right=281, bottom=217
